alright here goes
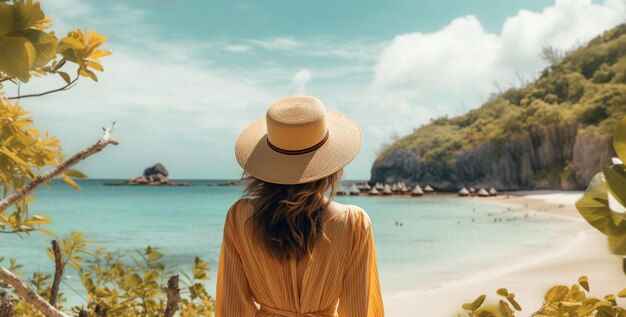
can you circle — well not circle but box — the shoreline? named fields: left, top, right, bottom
left=383, top=190, right=626, bottom=316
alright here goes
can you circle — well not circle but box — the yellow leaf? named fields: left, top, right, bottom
left=85, top=61, right=103, bottom=72
left=61, top=174, right=80, bottom=190
left=0, top=3, right=14, bottom=35
left=65, top=169, right=87, bottom=179
left=38, top=228, right=55, bottom=236
left=22, top=29, right=57, bottom=67
left=11, top=1, right=45, bottom=31
left=578, top=276, right=590, bottom=292
left=79, top=68, right=97, bottom=81
left=545, top=285, right=569, bottom=304
left=615, top=116, right=626, bottom=163
left=0, top=35, right=36, bottom=81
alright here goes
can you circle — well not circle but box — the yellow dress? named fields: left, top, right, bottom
left=216, top=198, right=384, bottom=317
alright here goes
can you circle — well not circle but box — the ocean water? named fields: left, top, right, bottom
left=0, top=180, right=575, bottom=305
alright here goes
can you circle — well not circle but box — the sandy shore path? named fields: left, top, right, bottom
left=383, top=191, right=626, bottom=316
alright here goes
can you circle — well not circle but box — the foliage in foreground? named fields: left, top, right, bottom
left=1, top=232, right=215, bottom=316
left=0, top=1, right=216, bottom=316
left=576, top=115, right=626, bottom=255
left=459, top=276, right=626, bottom=317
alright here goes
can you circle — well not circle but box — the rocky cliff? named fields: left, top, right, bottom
left=371, top=24, right=626, bottom=191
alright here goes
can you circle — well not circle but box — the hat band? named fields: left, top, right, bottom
left=267, top=131, right=329, bottom=155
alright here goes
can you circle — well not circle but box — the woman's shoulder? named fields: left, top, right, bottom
left=225, top=197, right=255, bottom=226
left=329, top=202, right=372, bottom=230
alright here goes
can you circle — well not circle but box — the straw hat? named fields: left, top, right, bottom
left=235, top=95, right=361, bottom=184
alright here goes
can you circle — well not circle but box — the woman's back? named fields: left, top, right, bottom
left=216, top=198, right=383, bottom=316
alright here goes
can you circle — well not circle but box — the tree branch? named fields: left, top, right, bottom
left=164, top=275, right=179, bottom=317
left=49, top=240, right=63, bottom=306
left=7, top=77, right=78, bottom=100
left=0, top=267, right=69, bottom=317
left=0, top=122, right=118, bottom=212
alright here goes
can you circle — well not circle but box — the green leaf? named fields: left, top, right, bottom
left=22, top=29, right=57, bottom=67
left=614, top=116, right=626, bottom=163
left=604, top=164, right=626, bottom=210
left=578, top=275, right=590, bottom=292
left=0, top=35, right=36, bottom=81
left=58, top=71, right=70, bottom=84
left=576, top=173, right=612, bottom=235
left=576, top=173, right=626, bottom=255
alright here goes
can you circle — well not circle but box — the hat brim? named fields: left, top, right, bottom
left=235, top=111, right=361, bottom=184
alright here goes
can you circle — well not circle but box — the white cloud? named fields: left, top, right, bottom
left=248, top=37, right=302, bottom=50
left=373, top=0, right=626, bottom=119
left=225, top=44, right=252, bottom=53
left=289, top=69, right=312, bottom=94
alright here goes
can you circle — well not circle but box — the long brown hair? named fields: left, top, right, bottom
left=243, top=169, right=343, bottom=261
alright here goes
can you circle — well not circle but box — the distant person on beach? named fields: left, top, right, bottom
left=216, top=96, right=384, bottom=316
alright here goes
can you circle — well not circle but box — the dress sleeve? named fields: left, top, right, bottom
left=216, top=200, right=257, bottom=317
left=338, top=210, right=384, bottom=317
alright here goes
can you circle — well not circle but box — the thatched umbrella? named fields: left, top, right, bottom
left=337, top=185, right=347, bottom=196
left=349, top=184, right=360, bottom=196
left=375, top=182, right=384, bottom=190
left=382, top=184, right=393, bottom=195
left=489, top=187, right=498, bottom=196
left=369, top=187, right=380, bottom=196
left=478, top=188, right=489, bottom=197
left=411, top=185, right=424, bottom=197
left=423, top=185, right=435, bottom=194
left=458, top=187, right=470, bottom=197
left=391, top=183, right=399, bottom=193
left=400, top=183, right=409, bottom=193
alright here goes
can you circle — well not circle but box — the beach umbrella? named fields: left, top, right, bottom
left=469, top=187, right=476, bottom=193
left=424, top=185, right=434, bottom=193
left=411, top=185, right=424, bottom=197
left=364, top=183, right=371, bottom=190
left=349, top=183, right=360, bottom=196
left=477, top=188, right=489, bottom=197
left=337, top=185, right=347, bottom=196
left=382, top=184, right=393, bottom=195
left=458, top=187, right=470, bottom=196
left=400, top=184, right=409, bottom=193
left=375, top=182, right=384, bottom=190
left=391, top=183, right=398, bottom=192
left=489, top=187, right=498, bottom=196
left=368, top=187, right=380, bottom=196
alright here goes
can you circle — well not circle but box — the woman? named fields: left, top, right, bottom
left=216, top=96, right=384, bottom=316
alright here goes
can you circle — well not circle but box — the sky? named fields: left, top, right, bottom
left=7, top=0, right=626, bottom=180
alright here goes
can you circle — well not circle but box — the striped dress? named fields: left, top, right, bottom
left=216, top=198, right=384, bottom=317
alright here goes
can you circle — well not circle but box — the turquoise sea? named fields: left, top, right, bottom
left=0, top=180, right=574, bottom=305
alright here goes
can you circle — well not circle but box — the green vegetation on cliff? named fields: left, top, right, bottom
left=372, top=23, right=626, bottom=190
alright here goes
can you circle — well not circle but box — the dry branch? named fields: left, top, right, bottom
left=164, top=275, right=180, bottom=317
left=7, top=77, right=78, bottom=100
left=49, top=240, right=63, bottom=306
left=0, top=122, right=118, bottom=212
left=0, top=267, right=69, bottom=317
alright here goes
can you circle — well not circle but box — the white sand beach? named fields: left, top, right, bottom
left=383, top=191, right=626, bottom=316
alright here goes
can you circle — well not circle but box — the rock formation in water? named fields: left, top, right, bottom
left=370, top=24, right=626, bottom=191
left=107, top=163, right=191, bottom=186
